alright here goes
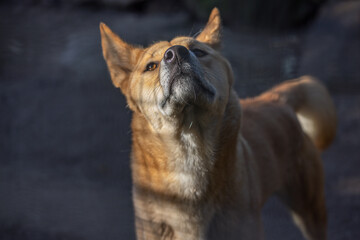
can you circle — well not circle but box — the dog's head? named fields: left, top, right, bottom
left=100, top=8, right=234, bottom=130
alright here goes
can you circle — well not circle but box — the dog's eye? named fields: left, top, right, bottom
left=191, top=49, right=208, bottom=58
left=145, top=62, right=158, bottom=72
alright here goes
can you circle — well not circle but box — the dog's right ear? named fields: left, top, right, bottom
left=196, top=8, right=222, bottom=50
left=100, top=23, right=143, bottom=93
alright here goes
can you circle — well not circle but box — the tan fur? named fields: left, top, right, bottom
left=100, top=8, right=336, bottom=240
left=258, top=76, right=337, bottom=150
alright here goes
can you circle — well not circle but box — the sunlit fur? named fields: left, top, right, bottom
left=100, top=8, right=336, bottom=240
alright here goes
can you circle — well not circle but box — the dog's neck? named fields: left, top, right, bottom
left=131, top=91, right=242, bottom=202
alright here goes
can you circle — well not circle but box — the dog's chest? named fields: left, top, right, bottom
left=168, top=131, right=214, bottom=199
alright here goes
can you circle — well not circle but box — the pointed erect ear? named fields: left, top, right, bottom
left=100, top=23, right=143, bottom=93
left=196, top=8, right=222, bottom=49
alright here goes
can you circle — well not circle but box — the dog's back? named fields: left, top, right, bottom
left=262, top=75, right=336, bottom=150
left=238, top=76, right=336, bottom=240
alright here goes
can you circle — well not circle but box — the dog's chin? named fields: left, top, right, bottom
left=158, top=76, right=216, bottom=117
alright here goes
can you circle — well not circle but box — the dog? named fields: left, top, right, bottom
left=100, top=8, right=336, bottom=240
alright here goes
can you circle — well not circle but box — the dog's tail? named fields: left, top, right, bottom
left=264, top=76, right=337, bottom=151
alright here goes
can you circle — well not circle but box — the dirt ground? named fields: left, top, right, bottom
left=0, top=1, right=359, bottom=240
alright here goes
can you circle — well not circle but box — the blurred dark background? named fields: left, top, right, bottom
left=0, top=0, right=359, bottom=239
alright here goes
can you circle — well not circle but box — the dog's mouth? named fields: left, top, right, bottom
left=158, top=45, right=216, bottom=116
left=160, top=72, right=215, bottom=105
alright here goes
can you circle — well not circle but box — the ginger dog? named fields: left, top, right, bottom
left=100, top=8, right=336, bottom=240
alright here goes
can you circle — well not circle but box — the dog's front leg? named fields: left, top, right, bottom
left=134, top=210, right=208, bottom=240
left=133, top=190, right=210, bottom=240
left=207, top=210, right=264, bottom=240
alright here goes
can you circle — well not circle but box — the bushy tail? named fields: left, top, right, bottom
left=265, top=76, right=337, bottom=151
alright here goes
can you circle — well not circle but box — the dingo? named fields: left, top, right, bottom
left=100, top=8, right=336, bottom=240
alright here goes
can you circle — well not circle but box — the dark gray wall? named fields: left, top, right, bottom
left=0, top=1, right=359, bottom=239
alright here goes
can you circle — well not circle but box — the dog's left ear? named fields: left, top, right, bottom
left=196, top=8, right=222, bottom=49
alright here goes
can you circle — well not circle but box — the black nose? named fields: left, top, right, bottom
left=164, top=45, right=190, bottom=64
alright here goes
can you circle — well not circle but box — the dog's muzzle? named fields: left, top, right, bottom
left=159, top=45, right=216, bottom=115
